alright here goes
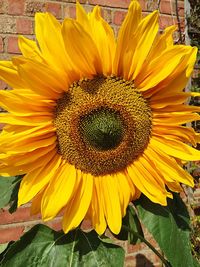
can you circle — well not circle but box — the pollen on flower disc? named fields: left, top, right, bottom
left=54, top=76, right=152, bottom=176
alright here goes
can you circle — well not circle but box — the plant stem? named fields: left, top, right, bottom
left=122, top=225, right=171, bottom=267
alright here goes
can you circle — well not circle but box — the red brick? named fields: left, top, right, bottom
left=86, top=0, right=137, bottom=10
left=159, top=14, right=184, bottom=30
left=88, top=0, right=130, bottom=8
left=0, top=123, right=5, bottom=130
left=81, top=220, right=92, bottom=230
left=0, top=207, right=41, bottom=225
left=8, top=0, right=24, bottom=15
left=0, top=36, right=3, bottom=53
left=127, top=242, right=147, bottom=254
left=64, top=6, right=76, bottom=19
left=177, top=2, right=184, bottom=17
left=125, top=255, right=137, bottom=267
left=159, top=0, right=172, bottom=14
left=138, top=0, right=146, bottom=11
left=0, top=80, right=7, bottom=90
left=46, top=220, right=62, bottom=231
left=159, top=0, right=184, bottom=17
left=0, top=226, right=25, bottom=243
left=7, top=36, right=20, bottom=54
left=113, top=10, right=126, bottom=26
left=159, top=15, right=175, bottom=29
left=45, top=2, right=62, bottom=19
left=16, top=18, right=33, bottom=35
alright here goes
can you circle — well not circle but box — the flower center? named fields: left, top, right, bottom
left=80, top=108, right=124, bottom=151
left=54, top=76, right=152, bottom=176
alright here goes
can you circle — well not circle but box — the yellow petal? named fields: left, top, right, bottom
left=136, top=46, right=194, bottom=91
left=62, top=19, right=102, bottom=77
left=87, top=6, right=116, bottom=75
left=191, top=92, right=200, bottom=97
left=87, top=178, right=107, bottom=235
left=3, top=135, right=56, bottom=154
left=152, top=125, right=198, bottom=146
left=0, top=114, right=52, bottom=127
left=165, top=181, right=183, bottom=193
left=145, top=145, right=194, bottom=187
left=186, top=46, right=198, bottom=77
left=62, top=172, right=93, bottom=233
left=31, top=186, right=47, bottom=215
left=127, top=160, right=168, bottom=205
left=144, top=47, right=197, bottom=98
left=0, top=89, right=54, bottom=114
left=18, top=36, right=44, bottom=63
left=151, top=136, right=200, bottom=161
left=13, top=57, right=67, bottom=98
left=153, top=104, right=200, bottom=113
left=76, top=2, right=91, bottom=30
left=150, top=93, right=190, bottom=109
left=114, top=172, right=134, bottom=217
left=0, top=124, right=54, bottom=149
left=0, top=148, right=55, bottom=177
left=6, top=145, right=56, bottom=168
left=0, top=61, right=25, bottom=89
left=129, top=10, right=159, bottom=80
left=139, top=156, right=168, bottom=190
left=35, top=13, right=72, bottom=74
left=18, top=154, right=62, bottom=205
left=147, top=25, right=177, bottom=61
left=100, top=175, right=122, bottom=234
left=42, top=163, right=77, bottom=220
left=113, top=0, right=142, bottom=76
left=153, top=112, right=200, bottom=125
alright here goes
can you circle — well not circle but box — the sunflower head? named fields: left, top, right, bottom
left=0, top=0, right=199, bottom=235
left=54, top=76, right=152, bottom=176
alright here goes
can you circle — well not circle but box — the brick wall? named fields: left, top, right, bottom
left=0, top=1, right=198, bottom=267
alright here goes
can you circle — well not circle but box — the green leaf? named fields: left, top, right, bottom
left=0, top=242, right=14, bottom=263
left=193, top=258, right=200, bottom=267
left=0, top=244, right=8, bottom=255
left=0, top=176, right=22, bottom=210
left=0, top=224, right=125, bottom=267
left=135, top=194, right=198, bottom=267
left=114, top=205, right=144, bottom=244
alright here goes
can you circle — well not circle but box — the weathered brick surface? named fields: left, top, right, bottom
left=7, top=36, right=20, bottom=54
left=0, top=80, right=7, bottom=90
left=0, top=207, right=41, bottom=225
left=0, top=1, right=198, bottom=267
left=25, top=1, right=45, bottom=16
left=0, top=17, right=16, bottom=34
left=113, top=10, right=126, bottom=26
left=45, top=2, right=62, bottom=18
left=8, top=0, right=25, bottom=15
left=63, top=5, right=76, bottom=19
left=88, top=0, right=130, bottom=8
left=0, top=226, right=25, bottom=243
left=16, top=18, right=33, bottom=34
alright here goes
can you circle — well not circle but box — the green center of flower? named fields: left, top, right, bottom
left=80, top=108, right=124, bottom=151
left=54, top=76, right=152, bottom=176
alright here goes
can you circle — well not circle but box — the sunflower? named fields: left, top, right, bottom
left=0, top=0, right=199, bottom=235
